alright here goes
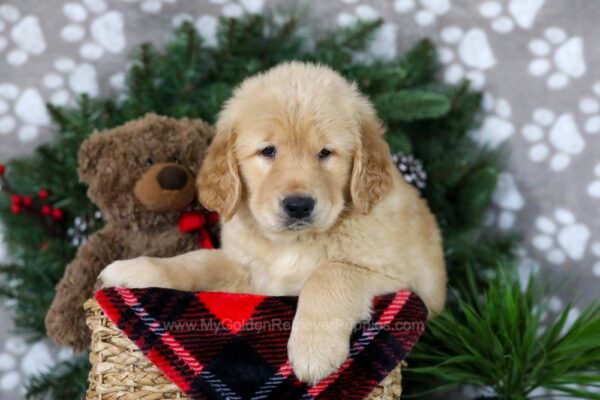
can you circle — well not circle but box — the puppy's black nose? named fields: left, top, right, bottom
left=157, top=166, right=188, bottom=190
left=283, top=196, right=315, bottom=219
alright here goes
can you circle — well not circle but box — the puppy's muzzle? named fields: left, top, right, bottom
left=282, top=195, right=315, bottom=221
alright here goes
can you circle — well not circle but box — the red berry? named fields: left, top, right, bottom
left=40, top=242, right=48, bottom=250
left=11, top=194, right=21, bottom=205
left=0, top=164, right=5, bottom=175
left=22, top=195, right=33, bottom=207
left=52, top=208, right=64, bottom=220
left=11, top=204, right=21, bottom=214
left=38, top=188, right=49, bottom=200
left=41, top=204, right=52, bottom=215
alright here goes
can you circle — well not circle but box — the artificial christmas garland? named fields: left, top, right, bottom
left=0, top=14, right=598, bottom=400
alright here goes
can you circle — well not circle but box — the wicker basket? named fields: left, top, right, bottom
left=84, top=298, right=403, bottom=400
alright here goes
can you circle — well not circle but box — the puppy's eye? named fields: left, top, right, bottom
left=145, top=158, right=154, bottom=167
left=260, top=146, right=277, bottom=158
left=318, top=148, right=332, bottom=160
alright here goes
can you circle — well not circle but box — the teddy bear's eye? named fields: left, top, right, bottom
left=145, top=158, right=154, bottom=167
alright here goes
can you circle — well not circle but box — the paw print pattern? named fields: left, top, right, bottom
left=0, top=4, right=46, bottom=66
left=393, top=0, right=450, bottom=27
left=0, top=338, right=59, bottom=394
left=0, top=223, right=6, bottom=261
left=532, top=208, right=590, bottom=265
left=472, top=94, right=514, bottom=149
left=108, top=71, right=127, bottom=93
left=516, top=246, right=540, bottom=289
left=591, top=242, right=600, bottom=277
left=439, top=27, right=496, bottom=89
left=587, top=162, right=600, bottom=199
left=41, top=57, right=99, bottom=106
left=0, top=337, right=26, bottom=394
left=122, top=0, right=177, bottom=14
left=0, top=83, right=49, bottom=142
left=528, top=27, right=586, bottom=90
left=366, top=22, right=398, bottom=62
left=172, top=0, right=264, bottom=45
left=521, top=109, right=584, bottom=171
left=60, top=0, right=125, bottom=60
left=478, top=0, right=545, bottom=34
left=207, top=0, right=264, bottom=18
left=547, top=295, right=565, bottom=313
left=578, top=81, right=600, bottom=135
left=171, top=13, right=220, bottom=47
left=493, top=173, right=524, bottom=230
left=337, top=3, right=379, bottom=27
left=487, top=172, right=525, bottom=230
left=337, top=4, right=397, bottom=61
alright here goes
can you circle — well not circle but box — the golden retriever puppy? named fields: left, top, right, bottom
left=100, top=62, right=446, bottom=383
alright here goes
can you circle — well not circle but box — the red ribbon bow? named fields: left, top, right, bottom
left=178, top=210, right=219, bottom=249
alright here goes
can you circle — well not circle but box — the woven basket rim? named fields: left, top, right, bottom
left=84, top=298, right=403, bottom=400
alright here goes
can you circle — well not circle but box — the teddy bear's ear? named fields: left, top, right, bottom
left=77, top=131, right=112, bottom=185
left=189, top=118, right=216, bottom=148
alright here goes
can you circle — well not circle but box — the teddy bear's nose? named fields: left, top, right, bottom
left=157, top=166, right=188, bottom=190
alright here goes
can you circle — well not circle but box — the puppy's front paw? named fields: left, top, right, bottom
left=288, top=317, right=351, bottom=384
left=98, top=257, right=169, bottom=288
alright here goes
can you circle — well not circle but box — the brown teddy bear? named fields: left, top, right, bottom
left=45, top=113, right=216, bottom=351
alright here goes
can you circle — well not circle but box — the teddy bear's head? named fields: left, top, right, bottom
left=78, top=113, right=214, bottom=229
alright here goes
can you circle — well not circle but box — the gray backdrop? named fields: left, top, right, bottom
left=0, top=0, right=598, bottom=398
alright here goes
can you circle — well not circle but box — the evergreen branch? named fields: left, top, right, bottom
left=374, top=90, right=451, bottom=122
left=398, top=39, right=438, bottom=86
left=339, top=19, right=383, bottom=48
left=25, top=356, right=90, bottom=400
left=405, top=266, right=600, bottom=399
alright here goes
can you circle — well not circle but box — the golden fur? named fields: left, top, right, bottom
left=100, top=62, right=447, bottom=383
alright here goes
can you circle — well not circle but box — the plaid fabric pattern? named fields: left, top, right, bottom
left=96, top=288, right=427, bottom=400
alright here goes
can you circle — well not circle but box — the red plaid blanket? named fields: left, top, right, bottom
left=96, top=288, right=427, bottom=400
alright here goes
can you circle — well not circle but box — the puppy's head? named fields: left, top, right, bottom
left=198, top=62, right=393, bottom=235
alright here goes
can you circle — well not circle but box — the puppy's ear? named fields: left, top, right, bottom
left=197, top=121, right=241, bottom=221
left=350, top=106, right=393, bottom=214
